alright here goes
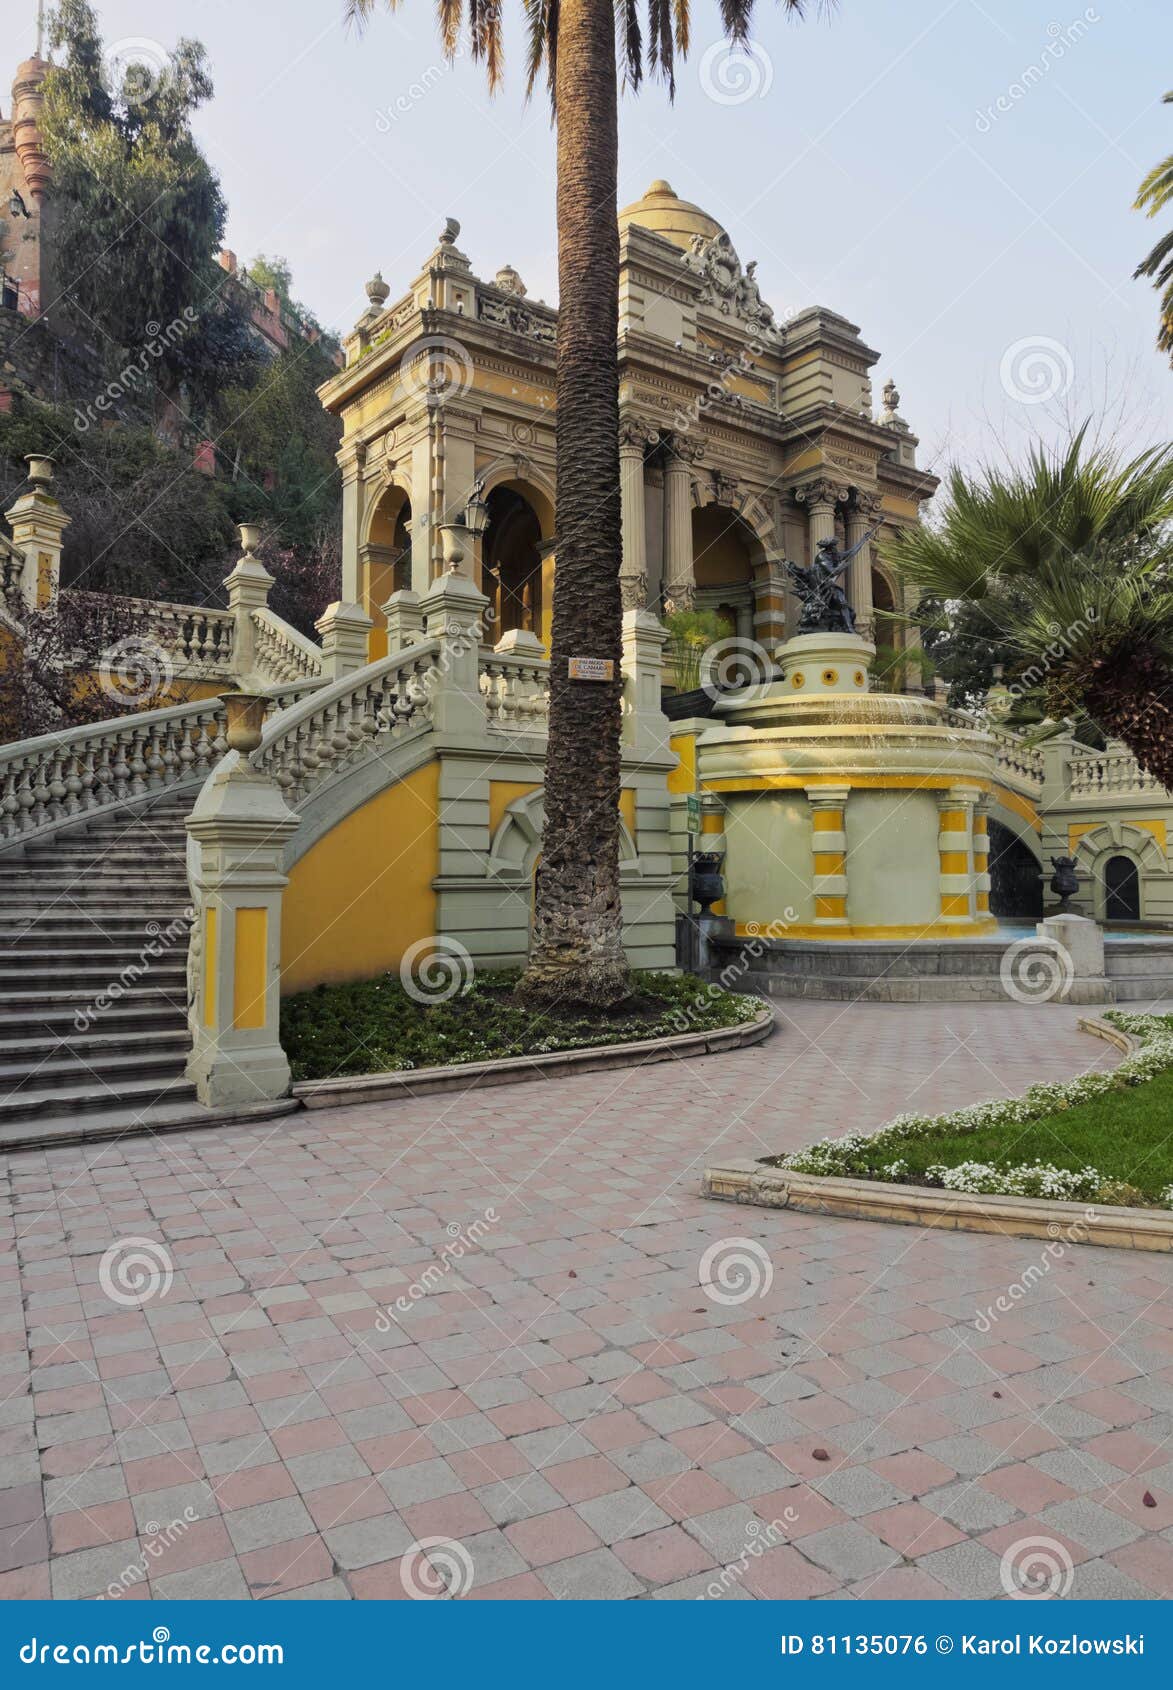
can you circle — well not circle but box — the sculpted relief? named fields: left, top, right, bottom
left=681, top=233, right=781, bottom=340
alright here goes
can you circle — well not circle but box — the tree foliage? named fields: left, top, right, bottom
left=1134, top=90, right=1173, bottom=364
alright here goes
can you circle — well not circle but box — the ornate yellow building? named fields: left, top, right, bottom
left=319, top=182, right=937, bottom=669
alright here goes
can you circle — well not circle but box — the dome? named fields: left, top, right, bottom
left=618, top=180, right=725, bottom=251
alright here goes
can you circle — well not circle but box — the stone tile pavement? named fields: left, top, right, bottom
left=2, top=999, right=1172, bottom=1602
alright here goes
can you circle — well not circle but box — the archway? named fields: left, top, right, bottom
left=1104, top=854, right=1141, bottom=922
left=691, top=506, right=757, bottom=639
left=481, top=485, right=546, bottom=642
left=988, top=820, right=1043, bottom=919
left=363, top=485, right=412, bottom=626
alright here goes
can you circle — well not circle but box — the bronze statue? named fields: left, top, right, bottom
left=786, top=525, right=879, bottom=636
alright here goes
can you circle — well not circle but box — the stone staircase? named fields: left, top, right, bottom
left=0, top=793, right=199, bottom=1136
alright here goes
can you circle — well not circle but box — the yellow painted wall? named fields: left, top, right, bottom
left=281, top=762, right=439, bottom=992
left=668, top=733, right=696, bottom=795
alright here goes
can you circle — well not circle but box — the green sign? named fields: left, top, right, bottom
left=685, top=795, right=701, bottom=835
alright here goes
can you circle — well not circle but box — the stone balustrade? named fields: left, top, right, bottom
left=251, top=607, right=324, bottom=685
left=479, top=651, right=551, bottom=734
left=252, top=641, right=441, bottom=805
left=940, top=708, right=1045, bottom=797
left=1067, top=747, right=1159, bottom=798
left=65, top=590, right=237, bottom=674
left=0, top=680, right=317, bottom=852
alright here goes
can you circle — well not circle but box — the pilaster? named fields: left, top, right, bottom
left=806, top=784, right=850, bottom=927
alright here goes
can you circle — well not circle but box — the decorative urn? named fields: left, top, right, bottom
left=690, top=851, right=725, bottom=915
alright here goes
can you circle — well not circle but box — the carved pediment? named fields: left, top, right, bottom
left=680, top=234, right=781, bottom=340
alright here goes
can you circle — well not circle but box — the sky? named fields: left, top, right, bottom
left=10, top=0, right=1173, bottom=482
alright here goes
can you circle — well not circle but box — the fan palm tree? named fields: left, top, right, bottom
left=345, top=0, right=812, bottom=1007
left=1134, top=90, right=1173, bottom=362
left=885, top=430, right=1173, bottom=787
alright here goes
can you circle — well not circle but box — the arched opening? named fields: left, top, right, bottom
left=691, top=505, right=757, bottom=639
left=871, top=567, right=904, bottom=691
left=363, top=485, right=412, bottom=623
left=988, top=820, right=1043, bottom=919
left=482, top=486, right=544, bottom=640
left=1104, top=854, right=1141, bottom=922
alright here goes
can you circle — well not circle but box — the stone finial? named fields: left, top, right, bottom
left=365, top=271, right=390, bottom=312
left=881, top=378, right=909, bottom=430
left=495, top=264, right=527, bottom=297
left=439, top=218, right=461, bottom=246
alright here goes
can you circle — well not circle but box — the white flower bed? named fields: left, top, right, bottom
left=780, top=1013, right=1173, bottom=1209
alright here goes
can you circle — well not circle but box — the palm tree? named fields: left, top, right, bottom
left=885, top=430, right=1173, bottom=787
left=1134, top=91, right=1173, bottom=362
left=346, top=0, right=811, bottom=1007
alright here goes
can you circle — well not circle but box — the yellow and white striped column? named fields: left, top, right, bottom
left=936, top=785, right=979, bottom=924
left=972, top=794, right=991, bottom=918
left=699, top=794, right=727, bottom=913
left=806, top=785, right=850, bottom=928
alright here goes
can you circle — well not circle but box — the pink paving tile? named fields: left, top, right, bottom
left=402, top=1388, right=478, bottom=1426
left=981, top=1462, right=1076, bottom=1512
left=1068, top=1387, right=1154, bottom=1428
left=40, top=1437, right=116, bottom=1479
left=521, top=1362, right=589, bottom=1395
left=978, top=1516, right=1093, bottom=1569
left=402, top=1492, right=495, bottom=1542
left=612, top=1371, right=674, bottom=1407
left=615, top=1524, right=716, bottom=1584
left=34, top=1386, right=104, bottom=1417
left=766, top=1437, right=852, bottom=1482
left=347, top=1557, right=425, bottom=1600
left=667, top=1424, right=753, bottom=1463
left=211, top=1463, right=297, bottom=1512
left=1081, top=1429, right=1168, bottom=1474
left=356, top=1430, right=438, bottom=1473
left=143, top=1517, right=235, bottom=1579
left=239, top=1534, right=335, bottom=1597
left=306, top=1480, right=393, bottom=1530
left=751, top=1485, right=847, bottom=1541
left=974, top=1416, right=1063, bottom=1457
left=464, top=1571, right=552, bottom=1600
left=861, top=1501, right=964, bottom=1557
left=245, top=1369, right=312, bottom=1404
left=545, top=1454, right=631, bottom=1504
left=789, top=1393, right=859, bottom=1430
left=1107, top=1535, right=1173, bottom=1597
left=0, top=1564, right=50, bottom=1599
left=505, top=1507, right=602, bottom=1568
left=486, top=1399, right=565, bottom=1437
left=270, top=1418, right=349, bottom=1460
left=447, top=1443, right=533, bottom=1487
left=642, top=1470, right=739, bottom=1522
left=50, top=1501, right=136, bottom=1555
left=739, top=1543, right=840, bottom=1600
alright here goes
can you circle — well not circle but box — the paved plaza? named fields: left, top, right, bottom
left=2, top=1000, right=1172, bottom=1602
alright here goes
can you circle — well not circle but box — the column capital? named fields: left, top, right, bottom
left=805, top=784, right=851, bottom=810
left=794, top=476, right=848, bottom=512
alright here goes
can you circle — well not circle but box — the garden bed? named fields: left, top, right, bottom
left=765, top=1012, right=1173, bottom=1210
left=281, top=967, right=762, bottom=1085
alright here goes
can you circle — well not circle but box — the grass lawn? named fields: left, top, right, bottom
left=772, top=1013, right=1173, bottom=1208
left=281, top=967, right=754, bottom=1082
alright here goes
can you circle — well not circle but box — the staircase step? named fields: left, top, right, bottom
left=0, top=1047, right=188, bottom=1092
left=0, top=1009, right=186, bottom=1040
left=0, top=1075, right=198, bottom=1124
left=0, top=1029, right=189, bottom=1060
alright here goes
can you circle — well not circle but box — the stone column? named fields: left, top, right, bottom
left=619, top=417, right=649, bottom=610
left=846, top=492, right=881, bottom=639
left=224, top=529, right=274, bottom=682
left=936, top=785, right=979, bottom=925
left=795, top=477, right=842, bottom=558
left=337, top=440, right=365, bottom=605
left=185, top=760, right=299, bottom=1108
left=662, top=439, right=697, bottom=610
left=972, top=794, right=992, bottom=921
left=806, top=785, right=850, bottom=928
left=5, top=454, right=69, bottom=612
left=752, top=558, right=789, bottom=656
left=315, top=601, right=373, bottom=680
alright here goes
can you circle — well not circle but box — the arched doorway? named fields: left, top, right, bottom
left=691, top=506, right=757, bottom=639
left=363, top=486, right=411, bottom=622
left=988, top=820, right=1043, bottom=919
left=482, top=486, right=543, bottom=640
left=1104, top=855, right=1141, bottom=922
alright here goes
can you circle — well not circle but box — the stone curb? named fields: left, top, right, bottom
left=293, top=1001, right=775, bottom=1109
left=702, top=1014, right=1173, bottom=1253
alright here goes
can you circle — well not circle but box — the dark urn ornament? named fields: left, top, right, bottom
left=1049, top=855, right=1080, bottom=914
left=689, top=851, right=725, bottom=915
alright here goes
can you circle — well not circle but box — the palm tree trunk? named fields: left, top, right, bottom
left=1085, top=647, right=1173, bottom=790
left=515, top=0, right=630, bottom=1009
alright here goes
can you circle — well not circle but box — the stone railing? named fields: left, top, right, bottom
left=0, top=679, right=318, bottom=854
left=940, top=709, right=1045, bottom=796
left=1067, top=747, right=1160, bottom=799
left=252, top=641, right=441, bottom=806
left=64, top=590, right=237, bottom=675
left=251, top=607, right=324, bottom=685
left=479, top=650, right=550, bottom=734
